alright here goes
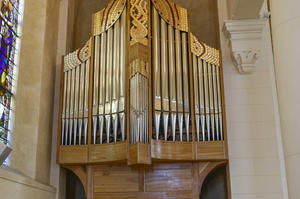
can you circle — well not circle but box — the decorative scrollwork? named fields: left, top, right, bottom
left=152, top=0, right=188, bottom=32
left=64, top=39, right=91, bottom=71
left=93, top=0, right=127, bottom=36
left=191, top=33, right=205, bottom=57
left=130, top=0, right=148, bottom=46
left=191, top=34, right=220, bottom=66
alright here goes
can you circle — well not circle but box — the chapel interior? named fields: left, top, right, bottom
left=0, top=0, right=299, bottom=199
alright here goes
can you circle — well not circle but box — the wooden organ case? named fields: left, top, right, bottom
left=57, top=0, right=229, bottom=198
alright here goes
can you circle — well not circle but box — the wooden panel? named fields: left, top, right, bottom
left=145, top=168, right=193, bottom=192
left=59, top=145, right=88, bottom=164
left=93, top=165, right=139, bottom=193
left=138, top=191, right=193, bottom=199
left=87, top=162, right=229, bottom=199
left=128, top=143, right=151, bottom=165
left=196, top=141, right=225, bottom=160
left=94, top=193, right=137, bottom=199
left=151, top=140, right=193, bottom=160
left=95, top=191, right=193, bottom=199
left=89, top=142, right=127, bottom=163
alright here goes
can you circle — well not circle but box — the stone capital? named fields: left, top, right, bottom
left=224, top=19, right=266, bottom=73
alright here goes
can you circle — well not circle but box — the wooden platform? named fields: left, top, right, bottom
left=58, top=140, right=227, bottom=165
left=65, top=161, right=227, bottom=199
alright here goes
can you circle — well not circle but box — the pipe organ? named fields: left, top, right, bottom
left=57, top=0, right=229, bottom=198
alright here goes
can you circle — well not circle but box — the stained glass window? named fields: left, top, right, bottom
left=0, top=0, right=23, bottom=145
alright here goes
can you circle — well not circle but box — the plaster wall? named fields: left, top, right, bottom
left=0, top=0, right=60, bottom=198
left=270, top=0, right=300, bottom=198
left=217, top=0, right=286, bottom=198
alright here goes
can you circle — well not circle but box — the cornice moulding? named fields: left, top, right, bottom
left=224, top=19, right=267, bottom=74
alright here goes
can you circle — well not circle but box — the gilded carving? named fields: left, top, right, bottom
left=93, top=0, right=126, bottom=36
left=191, top=33, right=205, bottom=57
left=129, top=58, right=149, bottom=78
left=129, top=0, right=148, bottom=46
left=152, top=0, right=188, bottom=32
left=64, top=39, right=91, bottom=71
left=191, top=34, right=220, bottom=66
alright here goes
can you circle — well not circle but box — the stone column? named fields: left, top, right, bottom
left=270, top=1, right=300, bottom=198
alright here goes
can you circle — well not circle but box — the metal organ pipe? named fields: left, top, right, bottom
left=99, top=32, right=107, bottom=144
left=152, top=8, right=161, bottom=141
left=61, top=71, right=68, bottom=145
left=92, top=35, right=100, bottom=144
left=160, top=18, right=169, bottom=141
left=197, top=58, right=205, bottom=141
left=216, top=66, right=223, bottom=140
left=112, top=20, right=120, bottom=143
left=69, top=69, right=75, bottom=145
left=84, top=60, right=90, bottom=145
left=168, top=25, right=177, bottom=142
left=73, top=66, right=80, bottom=145
left=192, top=55, right=200, bottom=142
left=79, top=62, right=85, bottom=145
left=175, top=30, right=184, bottom=142
left=119, top=10, right=126, bottom=141
left=181, top=32, right=190, bottom=142
left=105, top=27, right=113, bottom=143
left=60, top=5, right=225, bottom=149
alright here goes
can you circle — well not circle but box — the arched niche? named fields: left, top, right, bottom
left=65, top=166, right=87, bottom=199
left=200, top=164, right=229, bottom=199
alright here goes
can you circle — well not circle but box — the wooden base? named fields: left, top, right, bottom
left=58, top=140, right=227, bottom=165
left=89, top=141, right=127, bottom=163
left=65, top=161, right=227, bottom=199
left=151, top=140, right=193, bottom=160
left=59, top=145, right=88, bottom=164
left=128, top=143, right=151, bottom=165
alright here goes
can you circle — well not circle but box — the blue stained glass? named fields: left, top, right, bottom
left=0, top=0, right=21, bottom=144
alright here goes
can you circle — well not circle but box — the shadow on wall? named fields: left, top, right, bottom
left=66, top=170, right=86, bottom=199
left=200, top=166, right=228, bottom=199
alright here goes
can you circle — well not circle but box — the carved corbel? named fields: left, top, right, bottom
left=224, top=19, right=266, bottom=74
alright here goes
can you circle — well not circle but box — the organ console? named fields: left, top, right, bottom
left=57, top=0, right=229, bottom=198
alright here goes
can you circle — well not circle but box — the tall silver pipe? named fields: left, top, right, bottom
left=65, top=70, right=71, bottom=145
left=73, top=66, right=80, bottom=145
left=203, top=61, right=210, bottom=141
left=198, top=58, right=205, bottom=141
left=161, top=19, right=169, bottom=141
left=99, top=31, right=107, bottom=144
left=105, top=27, right=113, bottom=143
left=212, top=64, right=219, bottom=140
left=62, top=70, right=68, bottom=145
left=92, top=35, right=100, bottom=144
left=69, top=69, right=75, bottom=145
left=112, top=20, right=120, bottom=142
left=78, top=62, right=85, bottom=145
left=175, top=29, right=184, bottom=141
left=216, top=66, right=223, bottom=140
left=193, top=54, right=200, bottom=141
left=208, top=63, right=215, bottom=141
left=119, top=9, right=127, bottom=141
left=153, top=8, right=161, bottom=140
left=182, top=32, right=190, bottom=142
left=168, top=25, right=177, bottom=141
left=84, top=60, right=90, bottom=144
left=145, top=73, right=149, bottom=143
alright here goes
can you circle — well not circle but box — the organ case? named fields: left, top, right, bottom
left=56, top=0, right=229, bottom=198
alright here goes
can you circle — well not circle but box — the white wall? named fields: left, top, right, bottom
left=217, top=1, right=288, bottom=198
left=0, top=167, right=55, bottom=199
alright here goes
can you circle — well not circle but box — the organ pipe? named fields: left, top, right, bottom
left=60, top=1, right=224, bottom=148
